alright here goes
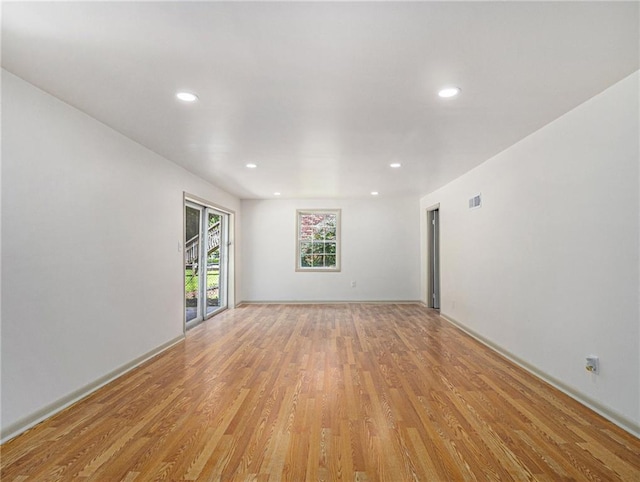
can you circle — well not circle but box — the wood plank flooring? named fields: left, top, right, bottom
left=2, top=304, right=639, bottom=481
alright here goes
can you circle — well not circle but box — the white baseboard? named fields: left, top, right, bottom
left=1, top=335, right=185, bottom=444
left=439, top=312, right=640, bottom=438
left=237, top=300, right=422, bottom=306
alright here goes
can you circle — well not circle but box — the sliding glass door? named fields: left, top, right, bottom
left=205, top=209, right=227, bottom=316
left=185, top=204, right=202, bottom=324
left=185, top=201, right=229, bottom=328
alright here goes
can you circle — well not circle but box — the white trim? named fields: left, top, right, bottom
left=183, top=192, right=236, bottom=215
left=237, top=300, right=422, bottom=306
left=439, top=312, right=640, bottom=438
left=425, top=202, right=440, bottom=212
left=0, top=335, right=185, bottom=444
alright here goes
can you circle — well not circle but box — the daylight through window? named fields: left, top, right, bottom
left=296, top=209, right=341, bottom=271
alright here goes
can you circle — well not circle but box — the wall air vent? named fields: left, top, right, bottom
left=468, top=193, right=482, bottom=209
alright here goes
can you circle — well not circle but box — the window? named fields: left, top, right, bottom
left=296, top=209, right=341, bottom=271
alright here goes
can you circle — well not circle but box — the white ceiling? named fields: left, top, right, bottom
left=2, top=1, right=638, bottom=199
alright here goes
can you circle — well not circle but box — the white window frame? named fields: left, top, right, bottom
left=296, top=209, right=341, bottom=272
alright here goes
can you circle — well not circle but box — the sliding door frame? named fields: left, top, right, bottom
left=185, top=201, right=205, bottom=327
left=183, top=193, right=236, bottom=332
left=204, top=206, right=228, bottom=319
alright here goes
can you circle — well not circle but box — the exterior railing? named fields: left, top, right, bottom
left=185, top=221, right=220, bottom=266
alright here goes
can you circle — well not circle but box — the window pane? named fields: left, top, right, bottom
left=297, top=210, right=340, bottom=271
left=300, top=226, right=313, bottom=240
left=300, top=242, right=312, bottom=255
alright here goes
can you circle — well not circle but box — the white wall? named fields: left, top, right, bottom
left=420, top=71, right=640, bottom=433
left=241, top=197, right=420, bottom=302
left=1, top=71, right=241, bottom=440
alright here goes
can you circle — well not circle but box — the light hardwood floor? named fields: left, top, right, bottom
left=1, top=304, right=639, bottom=481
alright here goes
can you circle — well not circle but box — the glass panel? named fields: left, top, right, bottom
left=206, top=211, right=221, bottom=315
left=185, top=205, right=201, bottom=323
left=299, top=221, right=313, bottom=240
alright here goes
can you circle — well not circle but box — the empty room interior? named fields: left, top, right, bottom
left=1, top=1, right=639, bottom=480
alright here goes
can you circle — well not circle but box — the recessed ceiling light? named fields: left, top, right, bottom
left=438, top=87, right=461, bottom=98
left=246, top=163, right=257, bottom=169
left=274, top=192, right=281, bottom=196
left=176, top=92, right=198, bottom=102
left=390, top=163, right=401, bottom=168
left=371, top=191, right=379, bottom=196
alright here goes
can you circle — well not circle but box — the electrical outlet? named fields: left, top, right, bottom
left=585, top=355, right=599, bottom=374
left=351, top=281, right=356, bottom=288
